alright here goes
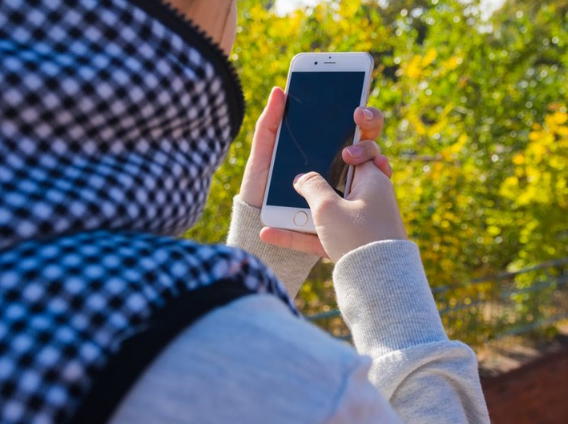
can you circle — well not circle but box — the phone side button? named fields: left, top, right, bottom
left=293, top=211, right=309, bottom=227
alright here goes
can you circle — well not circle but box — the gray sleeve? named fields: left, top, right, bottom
left=110, top=295, right=407, bottom=424
left=333, top=240, right=490, bottom=424
left=226, top=196, right=320, bottom=298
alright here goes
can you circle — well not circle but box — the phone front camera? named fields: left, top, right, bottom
left=314, top=61, right=318, bottom=65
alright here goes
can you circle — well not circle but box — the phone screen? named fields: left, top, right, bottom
left=266, top=71, right=366, bottom=209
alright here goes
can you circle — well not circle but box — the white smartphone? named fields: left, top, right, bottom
left=261, top=52, right=374, bottom=233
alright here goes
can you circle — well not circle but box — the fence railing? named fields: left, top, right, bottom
left=307, top=257, right=568, bottom=348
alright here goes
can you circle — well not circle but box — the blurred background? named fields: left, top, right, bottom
left=188, top=1, right=568, bottom=420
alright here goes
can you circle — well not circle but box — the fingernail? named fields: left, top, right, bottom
left=346, top=145, right=363, bottom=158
left=294, top=173, right=305, bottom=184
left=362, top=108, right=374, bottom=121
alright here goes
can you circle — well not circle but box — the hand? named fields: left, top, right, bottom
left=239, top=87, right=389, bottom=208
left=261, top=159, right=407, bottom=262
left=241, top=86, right=400, bottom=261
left=259, top=139, right=399, bottom=260
left=288, top=162, right=408, bottom=262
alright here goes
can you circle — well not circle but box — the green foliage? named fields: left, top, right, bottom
left=187, top=0, right=568, bottom=326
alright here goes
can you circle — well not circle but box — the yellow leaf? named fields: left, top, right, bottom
left=422, top=48, right=438, bottom=67
left=443, top=56, right=461, bottom=71
left=512, top=153, right=525, bottom=165
left=488, top=226, right=501, bottom=236
left=552, top=111, right=568, bottom=126
left=500, top=176, right=519, bottom=198
left=408, top=114, right=427, bottom=135
left=556, top=126, right=568, bottom=137
left=405, top=56, right=423, bottom=79
left=528, top=143, right=547, bottom=160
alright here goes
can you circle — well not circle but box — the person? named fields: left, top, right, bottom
left=0, top=0, right=490, bottom=423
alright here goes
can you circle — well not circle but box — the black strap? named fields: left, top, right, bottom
left=70, top=279, right=255, bottom=424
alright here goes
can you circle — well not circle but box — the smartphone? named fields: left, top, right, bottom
left=260, top=52, right=374, bottom=233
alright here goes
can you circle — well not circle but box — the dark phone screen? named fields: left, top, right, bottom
left=266, top=71, right=366, bottom=209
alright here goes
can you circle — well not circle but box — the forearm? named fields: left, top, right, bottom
left=226, top=196, right=320, bottom=298
left=333, top=241, right=490, bottom=424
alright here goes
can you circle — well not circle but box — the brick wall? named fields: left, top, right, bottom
left=482, top=346, right=568, bottom=424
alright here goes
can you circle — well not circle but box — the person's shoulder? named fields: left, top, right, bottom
left=225, top=294, right=359, bottom=366
left=111, top=294, right=364, bottom=424
left=181, top=294, right=362, bottom=385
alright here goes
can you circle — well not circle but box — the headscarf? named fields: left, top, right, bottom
left=0, top=1, right=297, bottom=423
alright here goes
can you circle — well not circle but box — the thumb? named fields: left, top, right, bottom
left=253, top=87, right=286, bottom=148
left=293, top=172, right=342, bottom=214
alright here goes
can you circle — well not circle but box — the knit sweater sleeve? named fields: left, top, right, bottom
left=333, top=240, right=491, bottom=424
left=226, top=197, right=490, bottom=424
left=226, top=196, right=320, bottom=298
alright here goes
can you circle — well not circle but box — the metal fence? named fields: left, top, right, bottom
left=307, top=257, right=568, bottom=349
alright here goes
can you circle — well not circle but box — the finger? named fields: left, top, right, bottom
left=260, top=227, right=328, bottom=258
left=374, top=155, right=393, bottom=179
left=349, top=161, right=392, bottom=198
left=342, top=141, right=392, bottom=180
left=342, top=140, right=382, bottom=166
left=354, top=107, right=384, bottom=141
left=293, top=172, right=342, bottom=214
left=252, top=87, right=286, bottom=159
left=240, top=87, right=286, bottom=207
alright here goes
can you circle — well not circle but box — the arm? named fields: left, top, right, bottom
left=334, top=241, right=490, bottom=424
left=228, top=208, right=488, bottom=423
left=258, top=124, right=489, bottom=422
left=284, top=167, right=490, bottom=423
left=234, top=87, right=489, bottom=422
left=231, top=192, right=489, bottom=423
left=227, top=196, right=319, bottom=298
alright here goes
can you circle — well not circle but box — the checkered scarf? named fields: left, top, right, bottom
left=0, top=1, right=297, bottom=423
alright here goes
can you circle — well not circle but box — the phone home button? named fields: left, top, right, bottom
left=293, top=211, right=309, bottom=227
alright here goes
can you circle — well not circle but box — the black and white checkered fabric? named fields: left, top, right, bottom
left=0, top=0, right=297, bottom=423
left=0, top=0, right=245, bottom=248
left=0, top=231, right=296, bottom=424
